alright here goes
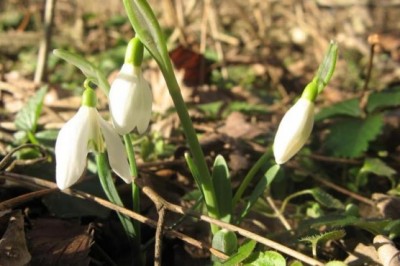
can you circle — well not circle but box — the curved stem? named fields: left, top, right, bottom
left=123, top=134, right=141, bottom=243
left=233, top=151, right=270, bottom=206
left=279, top=190, right=311, bottom=214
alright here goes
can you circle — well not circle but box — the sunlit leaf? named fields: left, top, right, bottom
left=310, top=188, right=345, bottom=210
left=212, top=155, right=232, bottom=223
left=239, top=164, right=282, bottom=221
left=367, top=87, right=400, bottom=113
left=15, top=86, right=48, bottom=132
left=315, top=98, right=361, bottom=121
left=325, top=114, right=384, bottom=158
left=244, top=251, right=286, bottom=266
left=360, top=157, right=396, bottom=178
left=212, top=229, right=237, bottom=260
left=222, top=240, right=256, bottom=266
left=184, top=153, right=203, bottom=197
left=53, top=49, right=110, bottom=94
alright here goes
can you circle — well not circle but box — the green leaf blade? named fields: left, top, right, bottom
left=315, top=98, right=361, bottom=121
left=367, top=87, right=400, bottom=113
left=212, top=155, right=232, bottom=223
left=310, top=188, right=345, bottom=210
left=15, top=86, right=48, bottom=133
left=324, top=114, right=384, bottom=158
left=222, top=240, right=257, bottom=266
left=239, top=164, right=282, bottom=221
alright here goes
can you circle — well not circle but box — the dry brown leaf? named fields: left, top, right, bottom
left=217, top=111, right=263, bottom=139
left=0, top=210, right=31, bottom=266
left=27, top=218, right=93, bottom=266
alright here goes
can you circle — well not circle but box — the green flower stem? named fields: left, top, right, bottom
left=123, top=134, right=141, bottom=242
left=279, top=190, right=311, bottom=214
left=163, top=67, right=220, bottom=233
left=27, top=131, right=39, bottom=145
left=122, top=0, right=220, bottom=233
left=95, top=153, right=139, bottom=243
left=232, top=151, right=271, bottom=206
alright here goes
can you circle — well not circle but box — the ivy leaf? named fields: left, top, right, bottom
left=315, top=98, right=361, bottom=121
left=325, top=114, right=384, bottom=158
left=15, top=86, right=48, bottom=132
left=367, top=87, right=400, bottom=113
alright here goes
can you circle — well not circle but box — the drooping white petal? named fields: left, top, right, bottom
left=109, top=63, right=140, bottom=135
left=273, top=98, right=314, bottom=165
left=55, top=106, right=91, bottom=190
left=98, top=116, right=132, bottom=183
left=135, top=75, right=152, bottom=134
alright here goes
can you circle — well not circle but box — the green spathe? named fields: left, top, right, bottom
left=82, top=87, right=97, bottom=108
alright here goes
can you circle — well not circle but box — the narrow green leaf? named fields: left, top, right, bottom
left=315, top=98, right=361, bottom=121
left=15, top=86, right=48, bottom=132
left=212, top=155, right=232, bottom=223
left=314, top=40, right=338, bottom=94
left=367, top=87, right=400, bottom=113
left=53, top=49, right=110, bottom=94
left=325, top=114, right=384, bottom=158
left=239, top=164, right=282, bottom=221
left=53, top=49, right=97, bottom=80
left=310, top=188, right=345, bottom=210
left=184, top=153, right=203, bottom=197
left=222, top=240, right=257, bottom=266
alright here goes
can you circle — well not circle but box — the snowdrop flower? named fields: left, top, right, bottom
left=273, top=83, right=316, bottom=165
left=109, top=38, right=152, bottom=135
left=55, top=88, right=131, bottom=190
left=109, top=63, right=152, bottom=135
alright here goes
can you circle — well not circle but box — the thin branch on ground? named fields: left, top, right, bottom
left=34, top=0, right=56, bottom=83
left=135, top=178, right=324, bottom=266
left=0, top=172, right=229, bottom=261
left=311, top=174, right=375, bottom=206
left=0, top=188, right=57, bottom=211
left=154, top=205, right=166, bottom=266
left=266, top=196, right=292, bottom=231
